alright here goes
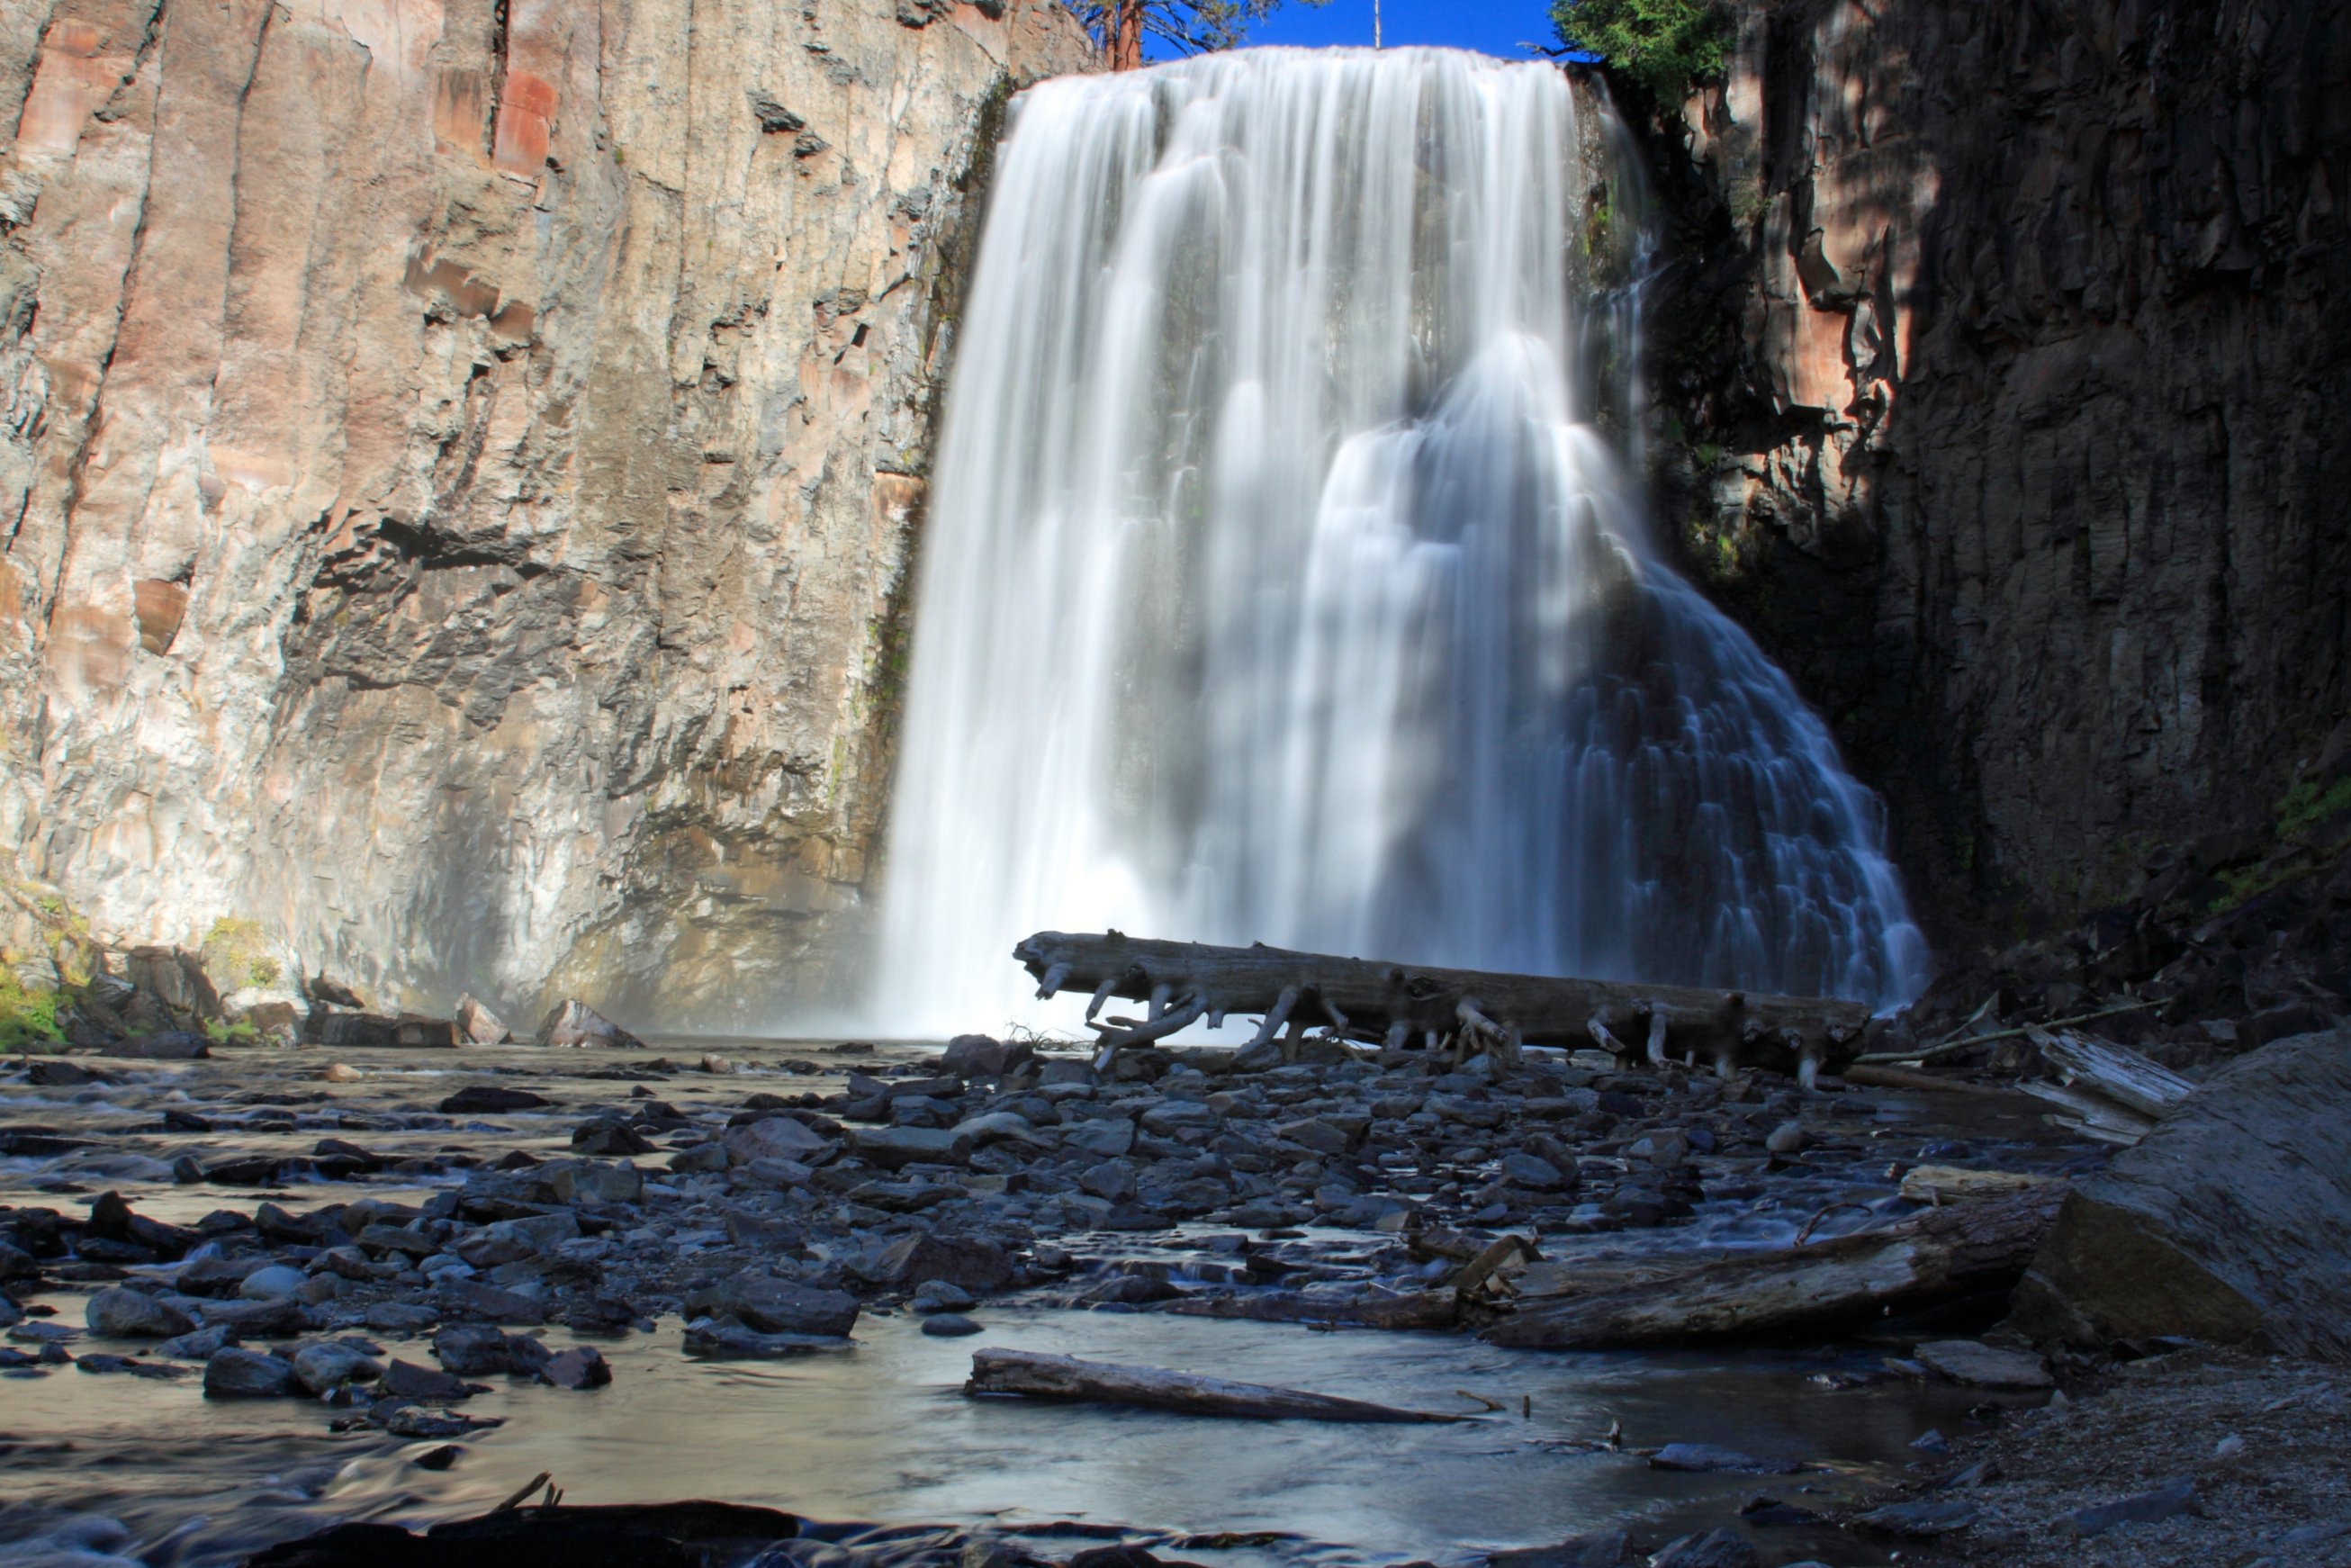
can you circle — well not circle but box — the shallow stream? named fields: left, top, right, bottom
left=0, top=1042, right=2084, bottom=1566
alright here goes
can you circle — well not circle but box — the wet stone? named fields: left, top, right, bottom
left=239, top=1265, right=309, bottom=1301
left=437, top=1086, right=551, bottom=1115
left=685, top=1274, right=861, bottom=1337
left=1648, top=1528, right=1760, bottom=1568
left=433, top=1323, right=513, bottom=1377
left=921, top=1312, right=983, bottom=1337
left=868, top=1233, right=1014, bottom=1295
left=1912, top=1339, right=2053, bottom=1389
left=1649, top=1444, right=1799, bottom=1475
left=204, top=1347, right=298, bottom=1399
left=86, top=1287, right=196, bottom=1339
left=293, top=1340, right=383, bottom=1394
left=538, top=1345, right=612, bottom=1389
left=382, top=1358, right=474, bottom=1400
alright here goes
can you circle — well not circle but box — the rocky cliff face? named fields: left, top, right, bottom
left=0, top=0, right=1093, bottom=1026
left=1636, top=0, right=2351, bottom=950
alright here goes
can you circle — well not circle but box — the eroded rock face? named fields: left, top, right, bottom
left=0, top=0, right=1094, bottom=1026
left=1634, top=0, right=2351, bottom=943
left=2012, top=1029, right=2351, bottom=1360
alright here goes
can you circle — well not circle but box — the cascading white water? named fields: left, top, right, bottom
left=875, top=48, right=1928, bottom=1035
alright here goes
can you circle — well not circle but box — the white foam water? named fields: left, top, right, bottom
left=873, top=48, right=1926, bottom=1034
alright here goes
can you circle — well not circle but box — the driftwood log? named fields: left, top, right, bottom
left=1013, top=930, right=1874, bottom=1081
left=963, top=1348, right=1462, bottom=1422
left=1481, top=1185, right=2066, bottom=1348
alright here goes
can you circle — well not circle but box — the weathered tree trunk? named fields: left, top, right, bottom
left=964, top=1348, right=1462, bottom=1421
left=1481, top=1186, right=2066, bottom=1348
left=1013, top=930, right=1874, bottom=1078
left=1110, top=0, right=1145, bottom=69
left=2031, top=1029, right=2194, bottom=1121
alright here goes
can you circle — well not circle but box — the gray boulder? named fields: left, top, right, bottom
left=204, top=1347, right=297, bottom=1398
left=724, top=1116, right=833, bottom=1166
left=433, top=1322, right=514, bottom=1376
left=2012, top=1029, right=2351, bottom=1359
left=866, top=1233, right=1013, bottom=1294
left=685, top=1273, right=860, bottom=1337
left=292, top=1340, right=383, bottom=1393
left=86, top=1287, right=196, bottom=1339
left=536, top=999, right=644, bottom=1049
left=846, top=1125, right=961, bottom=1169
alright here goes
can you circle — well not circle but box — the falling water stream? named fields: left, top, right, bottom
left=878, top=49, right=1926, bottom=1036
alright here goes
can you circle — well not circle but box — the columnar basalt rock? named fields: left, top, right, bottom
left=1633, top=0, right=2351, bottom=946
left=0, top=0, right=1094, bottom=1025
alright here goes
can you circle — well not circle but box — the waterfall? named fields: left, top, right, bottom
left=873, top=48, right=1927, bottom=1036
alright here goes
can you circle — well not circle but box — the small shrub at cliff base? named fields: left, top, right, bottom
left=202, top=917, right=282, bottom=990
left=1553, top=0, right=1729, bottom=105
left=0, top=969, right=63, bottom=1053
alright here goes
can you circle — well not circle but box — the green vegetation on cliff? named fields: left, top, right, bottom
left=1553, top=0, right=1728, bottom=104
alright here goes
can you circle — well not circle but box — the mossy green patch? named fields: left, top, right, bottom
left=202, top=917, right=282, bottom=990
left=0, top=967, right=62, bottom=1053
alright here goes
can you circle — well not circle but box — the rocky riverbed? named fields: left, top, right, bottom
left=0, top=1032, right=2196, bottom=1567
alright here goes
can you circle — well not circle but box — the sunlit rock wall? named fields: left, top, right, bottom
left=1637, top=0, right=2351, bottom=946
left=0, top=0, right=1094, bottom=1027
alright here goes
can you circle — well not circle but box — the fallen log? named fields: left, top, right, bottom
left=1481, top=1186, right=2066, bottom=1348
left=964, top=1348, right=1462, bottom=1422
left=2030, top=1030, right=2193, bottom=1121
left=1898, top=1165, right=2059, bottom=1204
left=1013, top=931, right=1874, bottom=1079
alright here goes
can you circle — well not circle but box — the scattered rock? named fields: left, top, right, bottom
left=1648, top=1444, right=1798, bottom=1474
left=433, top=1324, right=513, bottom=1377
left=545, top=1158, right=644, bottom=1206
left=382, top=1358, right=474, bottom=1400
left=538, top=1000, right=644, bottom=1049
left=868, top=1234, right=1013, bottom=1295
left=1648, top=1529, right=1759, bottom=1568
left=239, top=1265, right=310, bottom=1302
left=1852, top=1499, right=1983, bottom=1536
left=921, top=1313, right=983, bottom=1337
left=117, top=1032, right=211, bottom=1060
left=539, top=1346, right=611, bottom=1390
left=723, top=1116, right=833, bottom=1166
left=1483, top=1530, right=1633, bottom=1568
left=438, top=1086, right=551, bottom=1115
left=204, top=1347, right=298, bottom=1399
left=1912, top=1338, right=2052, bottom=1389
left=684, top=1274, right=860, bottom=1337
left=2063, top=1478, right=2202, bottom=1536
left=293, top=1340, right=384, bottom=1394
left=847, top=1125, right=963, bottom=1169
left=455, top=996, right=512, bottom=1045
left=912, top=1280, right=977, bottom=1314
left=86, top=1288, right=196, bottom=1339
left=2013, top=1030, right=2351, bottom=1358
left=437, top=1279, right=547, bottom=1326
left=1765, top=1121, right=1809, bottom=1155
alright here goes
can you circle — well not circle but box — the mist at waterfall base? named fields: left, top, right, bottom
left=871, top=49, right=1927, bottom=1040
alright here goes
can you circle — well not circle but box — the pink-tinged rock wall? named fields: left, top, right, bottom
left=0, top=0, right=1095, bottom=1027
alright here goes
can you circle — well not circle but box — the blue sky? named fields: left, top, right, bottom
left=1238, top=0, right=1561, bottom=59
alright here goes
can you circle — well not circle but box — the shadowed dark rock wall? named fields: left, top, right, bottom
left=1635, top=0, right=2351, bottom=953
